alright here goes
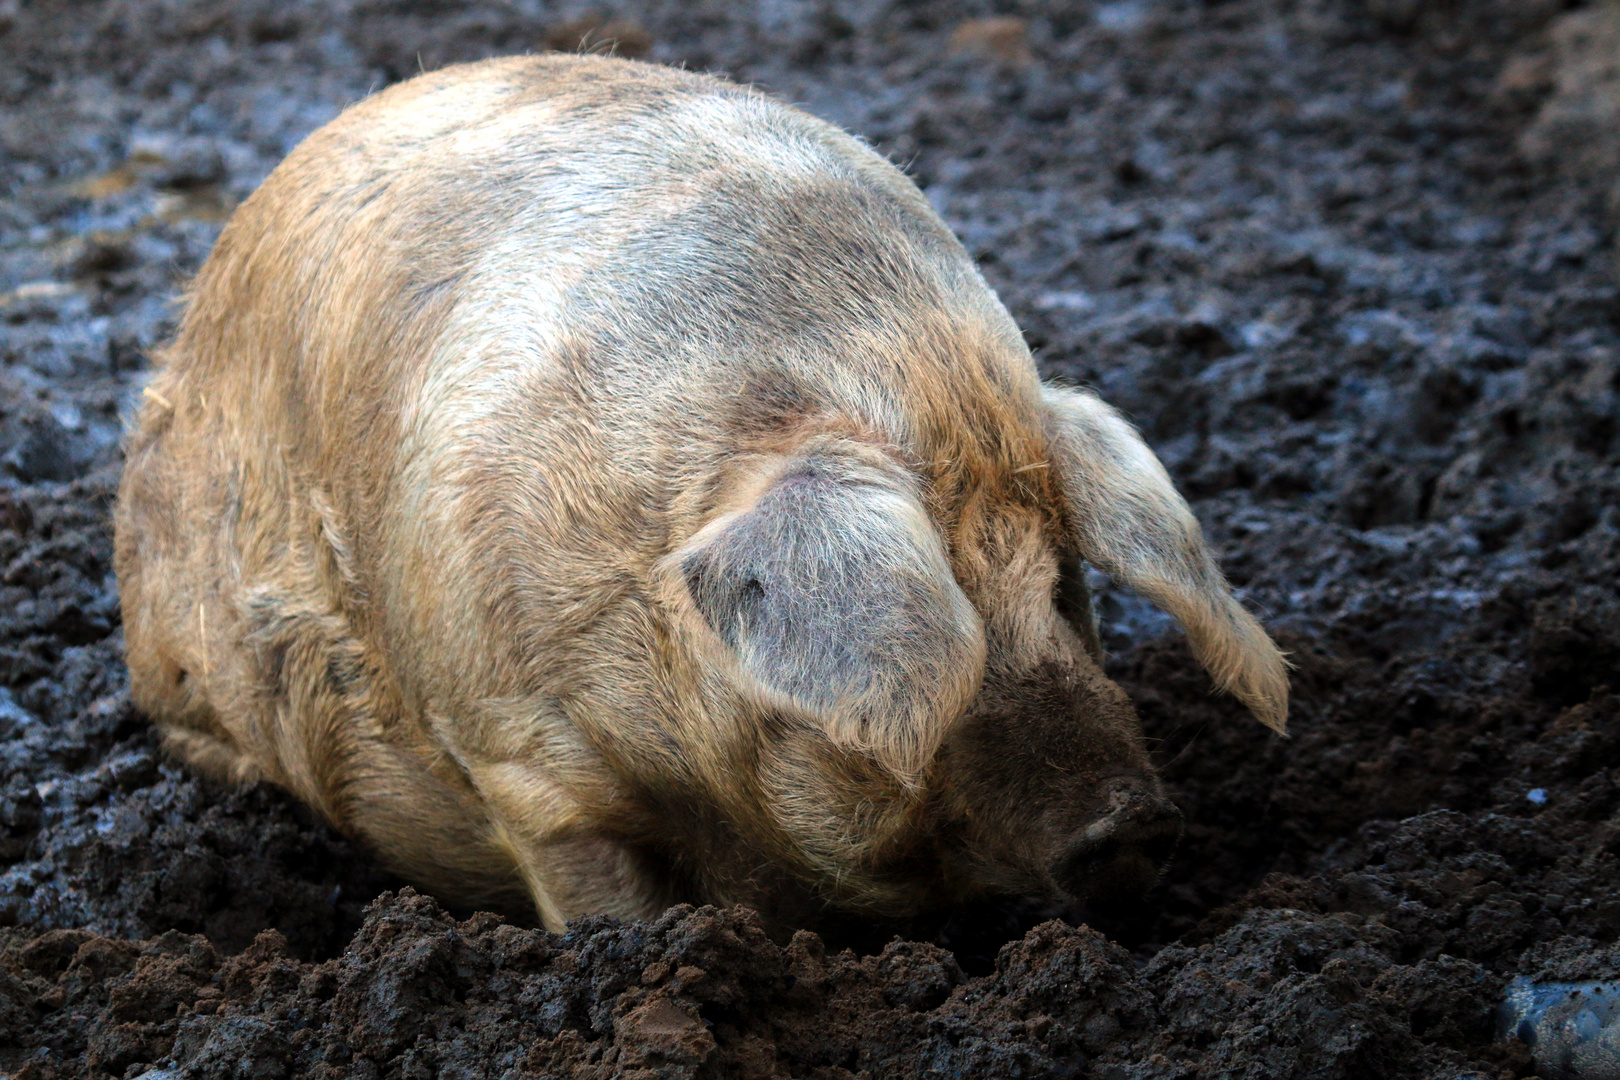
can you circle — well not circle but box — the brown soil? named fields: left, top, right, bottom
left=1, top=1, right=1618, bottom=1077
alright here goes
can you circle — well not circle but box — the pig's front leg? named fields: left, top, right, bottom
left=448, top=713, right=675, bottom=930
left=493, top=823, right=678, bottom=931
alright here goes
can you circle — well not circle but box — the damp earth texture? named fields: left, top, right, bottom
left=3, top=1, right=1620, bottom=1078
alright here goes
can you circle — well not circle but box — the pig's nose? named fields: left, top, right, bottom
left=1051, top=779, right=1183, bottom=900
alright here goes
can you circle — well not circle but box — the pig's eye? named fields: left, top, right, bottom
left=1055, top=555, right=1104, bottom=664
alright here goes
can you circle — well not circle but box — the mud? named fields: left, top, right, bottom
left=1, top=0, right=1618, bottom=1076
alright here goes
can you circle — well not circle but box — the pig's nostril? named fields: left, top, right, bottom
left=1051, top=797, right=1183, bottom=900
left=1061, top=817, right=1179, bottom=872
left=1137, top=826, right=1179, bottom=868
left=1070, top=837, right=1121, bottom=872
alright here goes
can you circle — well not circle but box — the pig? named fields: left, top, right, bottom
left=114, top=54, right=1288, bottom=934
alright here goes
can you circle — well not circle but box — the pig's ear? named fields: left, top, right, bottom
left=666, top=451, right=986, bottom=781
left=1041, top=385, right=1290, bottom=734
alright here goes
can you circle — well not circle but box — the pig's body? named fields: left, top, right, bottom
left=115, top=55, right=1287, bottom=932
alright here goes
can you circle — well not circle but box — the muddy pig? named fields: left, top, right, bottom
left=114, top=54, right=1288, bottom=933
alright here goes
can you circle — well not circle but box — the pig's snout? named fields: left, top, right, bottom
left=1052, top=778, right=1183, bottom=900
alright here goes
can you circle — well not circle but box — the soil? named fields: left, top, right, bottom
left=1, top=0, right=1619, bottom=1077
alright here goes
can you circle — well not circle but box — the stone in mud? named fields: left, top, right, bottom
left=1499, top=977, right=1620, bottom=1080
left=947, top=17, right=1030, bottom=65
left=2, top=410, right=79, bottom=484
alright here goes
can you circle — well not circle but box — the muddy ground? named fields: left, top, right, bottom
left=1, top=0, right=1618, bottom=1076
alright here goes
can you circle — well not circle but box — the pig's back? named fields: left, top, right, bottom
left=185, top=51, right=994, bottom=473
left=120, top=53, right=1037, bottom=761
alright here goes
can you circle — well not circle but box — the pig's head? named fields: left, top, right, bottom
left=655, top=383, right=1288, bottom=918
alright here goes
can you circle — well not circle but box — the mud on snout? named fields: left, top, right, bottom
left=931, top=653, right=1184, bottom=906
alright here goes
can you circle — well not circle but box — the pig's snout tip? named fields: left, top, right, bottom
left=1052, top=782, right=1183, bottom=901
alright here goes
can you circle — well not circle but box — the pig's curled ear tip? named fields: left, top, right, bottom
left=1248, top=656, right=1291, bottom=737
left=1221, top=642, right=1291, bottom=737
left=1231, top=683, right=1288, bottom=736
left=1256, top=703, right=1290, bottom=738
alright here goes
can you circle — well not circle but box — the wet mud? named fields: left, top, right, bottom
left=2, top=0, right=1619, bottom=1076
